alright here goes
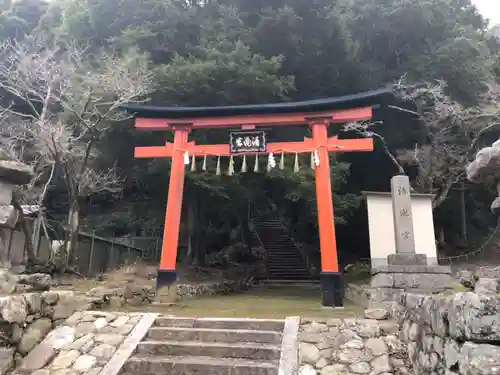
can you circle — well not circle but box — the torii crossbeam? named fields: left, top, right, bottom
left=123, top=87, right=392, bottom=307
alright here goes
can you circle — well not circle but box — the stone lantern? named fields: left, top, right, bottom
left=0, top=153, right=34, bottom=264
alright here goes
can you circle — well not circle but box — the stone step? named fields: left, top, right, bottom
left=266, top=263, right=306, bottom=267
left=260, top=237, right=292, bottom=239
left=267, top=269, right=310, bottom=274
left=258, top=279, right=320, bottom=284
left=137, top=340, right=281, bottom=361
left=266, top=270, right=310, bottom=274
left=267, top=274, right=310, bottom=277
left=154, top=317, right=285, bottom=331
left=146, top=327, right=282, bottom=344
left=255, top=282, right=319, bottom=288
left=267, top=252, right=298, bottom=254
left=266, top=271, right=310, bottom=273
left=123, top=355, right=278, bottom=375
left=261, top=242, right=290, bottom=244
left=266, top=254, right=302, bottom=257
left=261, top=239, right=293, bottom=242
left=266, top=252, right=300, bottom=255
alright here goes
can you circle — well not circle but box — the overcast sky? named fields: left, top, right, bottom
left=472, top=0, right=500, bottom=26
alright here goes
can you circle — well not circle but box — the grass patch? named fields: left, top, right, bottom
left=54, top=263, right=366, bottom=319
left=119, top=286, right=364, bottom=319
left=451, top=283, right=469, bottom=293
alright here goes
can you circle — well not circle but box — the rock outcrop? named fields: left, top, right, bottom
left=467, top=139, right=500, bottom=211
left=0, top=269, right=52, bottom=295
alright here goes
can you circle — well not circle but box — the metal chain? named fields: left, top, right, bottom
left=437, top=216, right=500, bottom=264
left=358, top=217, right=500, bottom=265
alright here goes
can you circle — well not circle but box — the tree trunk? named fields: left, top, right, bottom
left=66, top=199, right=80, bottom=267
left=186, top=188, right=198, bottom=264
left=194, top=192, right=206, bottom=267
left=11, top=194, right=36, bottom=264
left=459, top=181, right=467, bottom=240
left=239, top=208, right=252, bottom=256
left=32, top=163, right=56, bottom=255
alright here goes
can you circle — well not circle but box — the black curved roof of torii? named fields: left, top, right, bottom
left=121, top=86, right=394, bottom=119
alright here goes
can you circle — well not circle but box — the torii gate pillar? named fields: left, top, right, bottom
left=311, top=120, right=342, bottom=306
left=156, top=126, right=189, bottom=294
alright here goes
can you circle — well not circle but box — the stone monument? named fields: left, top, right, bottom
left=367, top=175, right=453, bottom=306
left=364, top=190, right=438, bottom=266
left=0, top=154, right=34, bottom=266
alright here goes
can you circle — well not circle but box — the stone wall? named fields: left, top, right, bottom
left=16, top=311, right=145, bottom=375
left=86, top=277, right=254, bottom=308
left=0, top=291, right=91, bottom=374
left=176, top=277, right=253, bottom=300
left=298, top=312, right=410, bottom=375
left=399, top=291, right=500, bottom=375
left=299, top=287, right=500, bottom=375
left=345, top=283, right=370, bottom=308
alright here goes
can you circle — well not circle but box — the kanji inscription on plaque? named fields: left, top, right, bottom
left=230, top=131, right=266, bottom=153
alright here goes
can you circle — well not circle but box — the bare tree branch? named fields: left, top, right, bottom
left=343, top=121, right=407, bottom=176
left=0, top=39, right=154, bottom=265
left=345, top=79, right=500, bottom=209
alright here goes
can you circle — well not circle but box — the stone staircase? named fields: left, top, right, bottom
left=254, top=216, right=313, bottom=281
left=121, top=316, right=284, bottom=375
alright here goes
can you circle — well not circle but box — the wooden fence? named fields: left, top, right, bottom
left=0, top=222, right=144, bottom=277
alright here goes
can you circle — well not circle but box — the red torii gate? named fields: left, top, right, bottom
left=124, top=88, right=390, bottom=307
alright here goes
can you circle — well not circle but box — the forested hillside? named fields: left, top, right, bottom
left=0, top=0, right=499, bottom=265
